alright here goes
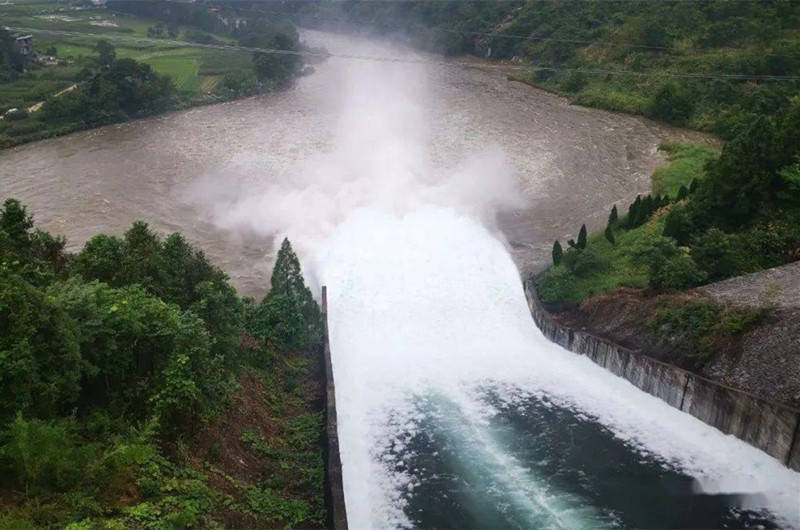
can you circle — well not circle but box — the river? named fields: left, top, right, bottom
left=2, top=30, right=795, bottom=529
left=0, top=30, right=708, bottom=298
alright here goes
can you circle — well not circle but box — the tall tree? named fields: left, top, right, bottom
left=577, top=224, right=587, bottom=250
left=604, top=225, right=616, bottom=245
left=552, top=240, right=563, bottom=265
left=95, top=40, right=116, bottom=67
left=251, top=238, right=322, bottom=352
left=608, top=204, right=618, bottom=224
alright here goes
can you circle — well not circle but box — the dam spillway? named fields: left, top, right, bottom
left=317, top=207, right=800, bottom=529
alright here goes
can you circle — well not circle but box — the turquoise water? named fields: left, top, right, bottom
left=393, top=390, right=779, bottom=529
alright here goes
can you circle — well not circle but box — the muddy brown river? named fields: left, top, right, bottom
left=0, top=30, right=710, bottom=298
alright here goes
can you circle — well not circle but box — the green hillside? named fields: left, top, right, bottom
left=289, top=0, right=800, bottom=137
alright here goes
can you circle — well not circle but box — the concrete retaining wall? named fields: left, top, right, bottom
left=321, top=287, right=348, bottom=529
left=523, top=279, right=800, bottom=471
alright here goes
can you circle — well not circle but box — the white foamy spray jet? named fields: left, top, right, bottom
left=194, top=37, right=800, bottom=528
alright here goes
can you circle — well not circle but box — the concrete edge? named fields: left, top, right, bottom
left=322, top=286, right=348, bottom=530
left=523, top=278, right=800, bottom=471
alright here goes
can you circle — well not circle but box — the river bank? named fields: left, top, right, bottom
left=524, top=276, right=800, bottom=471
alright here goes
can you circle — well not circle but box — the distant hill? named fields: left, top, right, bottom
left=281, top=0, right=800, bottom=137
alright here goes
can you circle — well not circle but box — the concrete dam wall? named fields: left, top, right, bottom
left=523, top=279, right=800, bottom=471
left=321, top=287, right=348, bottom=530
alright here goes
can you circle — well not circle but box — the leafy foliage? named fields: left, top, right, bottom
left=248, top=238, right=323, bottom=353
left=538, top=101, right=800, bottom=303
left=0, top=201, right=325, bottom=528
left=551, top=240, right=563, bottom=266
left=649, top=300, right=765, bottom=368
left=42, top=57, right=175, bottom=127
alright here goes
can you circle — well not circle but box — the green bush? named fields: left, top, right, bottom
left=535, top=266, right=576, bottom=303
left=691, top=228, right=749, bottom=281
left=4, top=108, right=28, bottom=121
left=633, top=236, right=706, bottom=290
left=0, top=414, right=95, bottom=495
left=562, top=247, right=606, bottom=278
left=560, top=72, right=588, bottom=93
left=663, top=203, right=696, bottom=245
left=649, top=301, right=764, bottom=368
left=650, top=83, right=694, bottom=125
left=0, top=272, right=82, bottom=422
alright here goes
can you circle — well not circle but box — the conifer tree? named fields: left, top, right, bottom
left=627, top=196, right=641, bottom=228
left=677, top=185, right=689, bottom=201
left=604, top=224, right=615, bottom=245
left=552, top=240, right=563, bottom=265
left=603, top=225, right=617, bottom=245
left=644, top=194, right=654, bottom=218
left=689, top=178, right=699, bottom=193
left=608, top=204, right=618, bottom=224
left=271, top=238, right=307, bottom=300
left=253, top=238, right=323, bottom=351
left=577, top=224, right=587, bottom=249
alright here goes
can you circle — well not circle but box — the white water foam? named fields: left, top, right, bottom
left=316, top=207, right=800, bottom=528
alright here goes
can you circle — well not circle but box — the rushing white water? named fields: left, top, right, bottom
left=316, top=206, right=800, bottom=528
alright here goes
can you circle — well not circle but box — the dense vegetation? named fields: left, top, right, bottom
left=0, top=1, right=304, bottom=148
left=538, top=99, right=800, bottom=304
left=286, top=0, right=800, bottom=137
left=0, top=199, right=325, bottom=528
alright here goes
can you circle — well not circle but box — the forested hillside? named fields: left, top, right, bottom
left=0, top=199, right=326, bottom=528
left=284, top=0, right=800, bottom=137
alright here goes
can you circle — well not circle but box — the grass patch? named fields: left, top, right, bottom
left=537, top=214, right=665, bottom=303
left=648, top=299, right=765, bottom=368
left=537, top=142, right=722, bottom=304
left=572, top=85, right=651, bottom=115
left=652, top=142, right=719, bottom=197
left=145, top=53, right=201, bottom=93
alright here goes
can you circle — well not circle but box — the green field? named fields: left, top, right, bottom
left=0, top=0, right=253, bottom=112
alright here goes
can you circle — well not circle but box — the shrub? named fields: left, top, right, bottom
left=691, top=228, right=747, bottom=281
left=0, top=414, right=95, bottom=495
left=651, top=83, right=693, bottom=125
left=4, top=108, right=29, bottom=121
left=649, top=300, right=764, bottom=368
left=633, top=236, right=706, bottom=290
left=663, top=203, right=696, bottom=245
left=6, top=120, right=45, bottom=137
left=563, top=247, right=606, bottom=278
left=0, top=273, right=82, bottom=422
left=535, top=267, right=574, bottom=303
left=560, top=72, right=588, bottom=93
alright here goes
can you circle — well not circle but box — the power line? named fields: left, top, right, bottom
left=241, top=5, right=799, bottom=60
left=8, top=26, right=800, bottom=82
left=435, top=27, right=670, bottom=51
left=244, top=7, right=672, bottom=51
